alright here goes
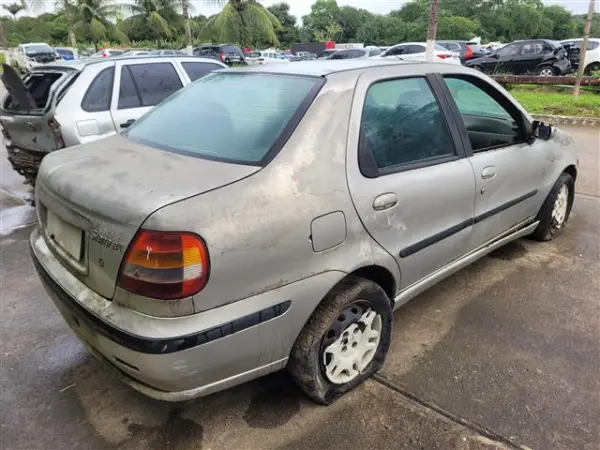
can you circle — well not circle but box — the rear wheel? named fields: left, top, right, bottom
left=537, top=66, right=555, bottom=76
left=288, top=276, right=392, bottom=405
left=530, top=172, right=574, bottom=241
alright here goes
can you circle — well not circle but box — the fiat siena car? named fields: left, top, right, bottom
left=31, top=60, right=577, bottom=404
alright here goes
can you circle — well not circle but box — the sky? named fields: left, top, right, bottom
left=1, top=0, right=597, bottom=20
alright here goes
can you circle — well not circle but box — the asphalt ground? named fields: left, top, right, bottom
left=1, top=126, right=598, bottom=450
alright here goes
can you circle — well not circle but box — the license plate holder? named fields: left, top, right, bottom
left=46, top=211, right=83, bottom=261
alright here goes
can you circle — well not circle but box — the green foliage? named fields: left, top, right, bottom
left=356, top=15, right=406, bottom=46
left=3, top=1, right=26, bottom=19
left=200, top=0, right=281, bottom=47
left=3, top=0, right=599, bottom=51
left=267, top=2, right=298, bottom=47
left=436, top=16, right=479, bottom=40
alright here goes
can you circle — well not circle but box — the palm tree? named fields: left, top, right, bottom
left=201, top=0, right=282, bottom=47
left=118, top=0, right=181, bottom=43
left=73, top=0, right=127, bottom=47
left=3, top=1, right=26, bottom=19
left=26, top=0, right=77, bottom=48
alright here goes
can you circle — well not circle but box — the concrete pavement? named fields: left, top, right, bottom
left=1, top=126, right=598, bottom=449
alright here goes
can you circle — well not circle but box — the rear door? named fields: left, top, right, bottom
left=110, top=59, right=184, bottom=130
left=515, top=41, right=546, bottom=74
left=346, top=69, right=475, bottom=289
left=438, top=73, right=545, bottom=249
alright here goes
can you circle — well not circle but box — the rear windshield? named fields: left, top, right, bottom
left=124, top=73, right=322, bottom=165
left=3, top=71, right=64, bottom=111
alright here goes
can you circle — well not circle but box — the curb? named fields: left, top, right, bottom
left=532, top=114, right=600, bottom=127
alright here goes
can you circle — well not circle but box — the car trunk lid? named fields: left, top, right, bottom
left=0, top=64, right=78, bottom=154
left=35, top=134, right=260, bottom=300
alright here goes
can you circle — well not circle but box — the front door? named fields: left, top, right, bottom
left=346, top=69, right=476, bottom=290
left=489, top=42, right=522, bottom=74
left=513, top=41, right=546, bottom=74
left=110, top=60, right=185, bottom=131
left=439, top=74, right=546, bottom=249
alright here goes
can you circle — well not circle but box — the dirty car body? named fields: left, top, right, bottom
left=0, top=56, right=226, bottom=185
left=30, top=60, right=578, bottom=402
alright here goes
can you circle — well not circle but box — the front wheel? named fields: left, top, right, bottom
left=530, top=172, right=574, bottom=241
left=584, top=62, right=600, bottom=76
left=537, top=66, right=555, bottom=76
left=288, top=276, right=393, bottom=405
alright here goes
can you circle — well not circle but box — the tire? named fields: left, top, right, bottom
left=537, top=66, right=555, bottom=76
left=530, top=172, right=574, bottom=241
left=288, top=276, right=392, bottom=405
left=584, top=62, right=600, bottom=76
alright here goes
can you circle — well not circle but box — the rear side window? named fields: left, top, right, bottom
left=360, top=77, right=454, bottom=171
left=182, top=62, right=223, bottom=81
left=408, top=45, right=425, bottom=54
left=124, top=73, right=322, bottom=165
left=81, top=67, right=114, bottom=112
left=118, top=63, right=182, bottom=109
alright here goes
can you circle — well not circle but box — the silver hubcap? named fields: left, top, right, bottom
left=552, top=184, right=569, bottom=226
left=539, top=68, right=553, bottom=76
left=323, top=307, right=382, bottom=384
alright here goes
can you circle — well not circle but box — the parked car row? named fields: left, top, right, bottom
left=0, top=56, right=227, bottom=185
left=17, top=57, right=577, bottom=407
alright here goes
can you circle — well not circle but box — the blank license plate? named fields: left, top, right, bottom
left=46, top=211, right=83, bottom=260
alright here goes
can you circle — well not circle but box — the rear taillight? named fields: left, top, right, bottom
left=465, top=47, right=473, bottom=59
left=117, top=230, right=210, bottom=300
left=47, top=117, right=65, bottom=148
left=437, top=54, right=450, bottom=59
left=220, top=51, right=225, bottom=62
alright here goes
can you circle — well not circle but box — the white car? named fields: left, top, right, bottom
left=560, top=38, right=600, bottom=75
left=12, top=43, right=59, bottom=71
left=375, top=42, right=461, bottom=65
left=246, top=50, right=290, bottom=65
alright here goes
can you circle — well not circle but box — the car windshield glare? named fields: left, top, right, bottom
left=25, top=45, right=53, bottom=55
left=124, top=73, right=322, bottom=165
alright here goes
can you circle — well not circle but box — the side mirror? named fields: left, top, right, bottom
left=120, top=119, right=135, bottom=129
left=531, top=120, right=553, bottom=141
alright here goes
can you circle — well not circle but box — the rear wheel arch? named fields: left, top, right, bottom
left=563, top=164, right=577, bottom=182
left=347, top=265, right=396, bottom=301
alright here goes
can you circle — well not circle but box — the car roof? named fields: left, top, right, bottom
left=218, top=59, right=464, bottom=77
left=32, top=55, right=224, bottom=72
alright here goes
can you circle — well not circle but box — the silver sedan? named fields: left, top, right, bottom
left=30, top=60, right=577, bottom=404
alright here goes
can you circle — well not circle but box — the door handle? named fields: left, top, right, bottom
left=373, top=193, right=398, bottom=211
left=120, top=119, right=135, bottom=129
left=481, top=166, right=496, bottom=180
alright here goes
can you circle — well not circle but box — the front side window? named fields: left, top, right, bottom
left=497, top=44, right=520, bottom=57
left=407, top=45, right=426, bottom=54
left=444, top=77, right=523, bottom=152
left=81, top=67, right=114, bottom=112
left=361, top=77, right=454, bottom=171
left=386, top=46, right=405, bottom=56
left=124, top=73, right=322, bottom=165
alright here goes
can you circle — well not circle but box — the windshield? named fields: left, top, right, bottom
left=25, top=45, right=53, bottom=55
left=124, top=73, right=322, bottom=165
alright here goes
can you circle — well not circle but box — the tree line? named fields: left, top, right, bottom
left=1, top=0, right=598, bottom=50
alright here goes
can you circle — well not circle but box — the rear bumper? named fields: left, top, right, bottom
left=30, top=227, right=343, bottom=400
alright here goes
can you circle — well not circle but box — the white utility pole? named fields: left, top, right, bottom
left=426, top=0, right=441, bottom=62
left=574, top=0, right=596, bottom=97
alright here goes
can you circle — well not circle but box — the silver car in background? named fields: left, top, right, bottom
left=0, top=56, right=226, bottom=185
left=30, top=60, right=577, bottom=404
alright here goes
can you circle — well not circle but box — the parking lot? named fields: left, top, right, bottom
left=0, top=125, right=598, bottom=450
